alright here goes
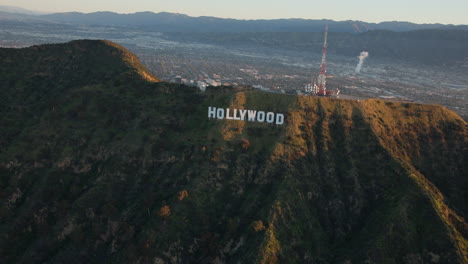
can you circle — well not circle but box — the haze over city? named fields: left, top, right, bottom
left=1, top=0, right=468, bottom=25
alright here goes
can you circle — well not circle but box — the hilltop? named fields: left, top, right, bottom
left=0, top=40, right=466, bottom=263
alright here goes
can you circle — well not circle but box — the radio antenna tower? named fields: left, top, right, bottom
left=316, top=24, right=328, bottom=95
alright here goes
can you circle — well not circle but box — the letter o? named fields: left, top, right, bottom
left=217, top=108, right=225, bottom=119
left=257, top=111, right=265, bottom=122
left=266, top=112, right=275, bottom=123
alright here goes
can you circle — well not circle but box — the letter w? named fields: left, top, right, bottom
left=247, top=110, right=257, bottom=121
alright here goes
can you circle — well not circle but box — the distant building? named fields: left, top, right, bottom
left=304, top=83, right=319, bottom=94
left=205, top=79, right=220, bottom=86
left=253, top=85, right=270, bottom=91
left=183, top=79, right=196, bottom=86
left=197, top=81, right=207, bottom=92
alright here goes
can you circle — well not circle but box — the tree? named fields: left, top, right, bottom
left=158, top=205, right=171, bottom=218
left=252, top=220, right=266, bottom=232
left=178, top=190, right=188, bottom=201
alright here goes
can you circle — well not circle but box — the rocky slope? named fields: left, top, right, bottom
left=0, top=40, right=466, bottom=264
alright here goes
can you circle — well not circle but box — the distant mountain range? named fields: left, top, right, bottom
left=0, top=6, right=467, bottom=33
left=38, top=12, right=468, bottom=33
left=0, top=5, right=48, bottom=15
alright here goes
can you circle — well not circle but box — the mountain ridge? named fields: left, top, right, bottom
left=1, top=7, right=467, bottom=32
left=0, top=5, right=48, bottom=15
left=40, top=11, right=467, bottom=32
left=0, top=40, right=466, bottom=263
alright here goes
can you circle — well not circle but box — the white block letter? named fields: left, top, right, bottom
left=276, top=114, right=285, bottom=125
left=266, top=112, right=275, bottom=123
left=233, top=109, right=241, bottom=120
left=247, top=110, right=257, bottom=121
left=257, top=111, right=265, bottom=122
left=208, top=107, right=216, bottom=119
left=239, top=109, right=247, bottom=120
left=226, top=108, right=234, bottom=120
left=217, top=108, right=225, bottom=119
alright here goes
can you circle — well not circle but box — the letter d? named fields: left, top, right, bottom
left=276, top=114, right=285, bottom=125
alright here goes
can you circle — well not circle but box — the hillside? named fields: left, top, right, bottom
left=0, top=40, right=466, bottom=264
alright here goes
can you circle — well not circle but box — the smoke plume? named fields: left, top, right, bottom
left=355, top=51, right=369, bottom=73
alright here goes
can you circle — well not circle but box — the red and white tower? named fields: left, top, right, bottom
left=316, top=24, right=328, bottom=96
left=304, top=25, right=340, bottom=96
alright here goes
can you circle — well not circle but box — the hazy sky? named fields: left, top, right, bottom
left=1, top=0, right=467, bottom=25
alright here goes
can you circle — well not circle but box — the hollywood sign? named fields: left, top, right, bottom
left=208, top=107, right=285, bottom=125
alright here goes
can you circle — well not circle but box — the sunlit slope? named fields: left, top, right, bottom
left=0, top=40, right=466, bottom=264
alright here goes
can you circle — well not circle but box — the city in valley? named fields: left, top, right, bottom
left=1, top=19, right=467, bottom=120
